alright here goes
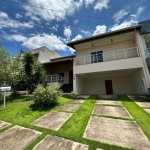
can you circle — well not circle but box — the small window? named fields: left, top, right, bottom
left=91, top=51, right=103, bottom=63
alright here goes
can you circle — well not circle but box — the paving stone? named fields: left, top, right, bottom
left=70, top=99, right=85, bottom=103
left=0, top=125, right=41, bottom=150
left=33, top=135, right=88, bottom=150
left=135, top=101, right=150, bottom=108
left=84, top=116, right=150, bottom=150
left=98, top=95, right=117, bottom=100
left=93, top=105, right=132, bottom=118
left=76, top=95, right=89, bottom=99
left=0, top=120, right=11, bottom=129
left=58, top=104, right=81, bottom=112
left=97, top=148, right=105, bottom=150
left=32, top=111, right=72, bottom=131
left=96, top=100, right=122, bottom=106
left=145, top=109, right=150, bottom=114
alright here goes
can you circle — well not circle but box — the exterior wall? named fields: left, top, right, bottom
left=74, top=57, right=143, bottom=74
left=74, top=75, right=84, bottom=95
left=83, top=75, right=133, bottom=95
left=74, top=69, right=145, bottom=95
left=30, top=47, right=61, bottom=63
left=136, top=31, right=150, bottom=89
left=131, top=69, right=145, bottom=94
left=76, top=39, right=135, bottom=57
left=44, top=61, right=73, bottom=84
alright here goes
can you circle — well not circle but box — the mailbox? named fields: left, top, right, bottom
left=0, top=87, right=11, bottom=92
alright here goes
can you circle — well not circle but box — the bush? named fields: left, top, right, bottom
left=33, top=85, right=62, bottom=108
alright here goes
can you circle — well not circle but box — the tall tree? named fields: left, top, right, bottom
left=0, top=45, right=11, bottom=86
left=22, top=52, right=45, bottom=93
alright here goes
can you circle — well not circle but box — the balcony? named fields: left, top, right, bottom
left=76, top=47, right=139, bottom=66
left=46, top=74, right=64, bottom=83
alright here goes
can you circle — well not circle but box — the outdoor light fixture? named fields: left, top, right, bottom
left=111, top=39, right=113, bottom=43
left=92, top=43, right=94, bottom=47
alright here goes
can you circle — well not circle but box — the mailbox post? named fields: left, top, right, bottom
left=0, top=87, right=11, bottom=108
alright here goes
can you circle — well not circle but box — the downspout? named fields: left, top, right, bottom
left=134, top=27, right=150, bottom=90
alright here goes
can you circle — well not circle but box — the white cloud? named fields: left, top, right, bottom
left=74, top=19, right=79, bottom=24
left=80, top=29, right=91, bottom=36
left=110, top=6, right=144, bottom=31
left=94, top=0, right=110, bottom=11
left=64, top=27, right=72, bottom=39
left=136, top=6, right=144, bottom=18
left=113, top=9, right=129, bottom=22
left=0, top=11, right=33, bottom=29
left=72, top=34, right=83, bottom=41
left=85, top=0, right=95, bottom=7
left=15, top=13, right=22, bottom=18
left=23, top=0, right=83, bottom=22
left=93, top=25, right=107, bottom=35
left=0, top=12, right=8, bottom=18
left=11, top=35, right=27, bottom=42
left=22, top=33, right=68, bottom=51
left=110, top=20, right=137, bottom=31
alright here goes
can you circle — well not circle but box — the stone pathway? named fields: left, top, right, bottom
left=0, top=120, right=11, bottom=129
left=33, top=135, right=88, bottom=150
left=58, top=104, right=81, bottom=112
left=70, top=99, right=85, bottom=103
left=32, top=111, right=72, bottom=131
left=93, top=105, right=132, bottom=118
left=135, top=101, right=150, bottom=108
left=76, top=95, right=89, bottom=99
left=96, top=100, right=122, bottom=106
left=84, top=116, right=150, bottom=150
left=0, top=125, right=41, bottom=150
left=98, top=95, right=117, bottom=100
left=144, top=108, right=150, bottom=114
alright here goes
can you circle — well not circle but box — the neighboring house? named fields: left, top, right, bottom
left=29, top=46, right=74, bottom=92
left=67, top=24, right=150, bottom=95
left=29, top=46, right=61, bottom=63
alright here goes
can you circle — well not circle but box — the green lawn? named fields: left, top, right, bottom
left=0, top=95, right=149, bottom=150
left=118, top=95, right=150, bottom=140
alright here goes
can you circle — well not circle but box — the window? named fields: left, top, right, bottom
left=91, top=51, right=103, bottom=63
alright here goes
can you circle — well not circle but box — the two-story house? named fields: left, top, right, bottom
left=67, top=24, right=150, bottom=95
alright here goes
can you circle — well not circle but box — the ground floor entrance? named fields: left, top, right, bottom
left=73, top=68, right=148, bottom=95
left=105, top=80, right=113, bottom=95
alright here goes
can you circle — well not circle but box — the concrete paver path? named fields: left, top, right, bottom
left=70, top=99, right=85, bottom=103
left=33, top=135, right=88, bottom=150
left=84, top=116, right=150, bottom=150
left=0, top=125, right=41, bottom=150
left=96, top=100, right=123, bottom=106
left=93, top=105, right=132, bottom=118
left=32, top=111, right=72, bottom=131
left=0, top=120, right=11, bottom=129
left=135, top=101, right=150, bottom=108
left=58, top=104, right=81, bottom=112
left=144, top=108, right=150, bottom=114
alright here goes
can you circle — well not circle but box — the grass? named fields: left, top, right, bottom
left=118, top=95, right=150, bottom=140
left=0, top=94, right=131, bottom=150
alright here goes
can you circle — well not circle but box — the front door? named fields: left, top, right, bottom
left=105, top=80, right=113, bottom=95
left=69, top=71, right=73, bottom=84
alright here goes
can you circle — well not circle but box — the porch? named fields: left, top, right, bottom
left=73, top=68, right=148, bottom=95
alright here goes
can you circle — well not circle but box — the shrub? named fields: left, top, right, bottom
left=33, top=85, right=62, bottom=108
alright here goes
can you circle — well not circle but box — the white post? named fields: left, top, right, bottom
left=124, top=49, right=127, bottom=58
left=103, top=53, right=105, bottom=61
left=113, top=52, right=115, bottom=60
left=4, top=91, right=6, bottom=108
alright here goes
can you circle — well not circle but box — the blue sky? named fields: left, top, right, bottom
left=0, top=0, right=150, bottom=56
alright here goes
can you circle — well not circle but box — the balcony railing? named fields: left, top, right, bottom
left=76, top=47, right=139, bottom=66
left=46, top=74, right=64, bottom=83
